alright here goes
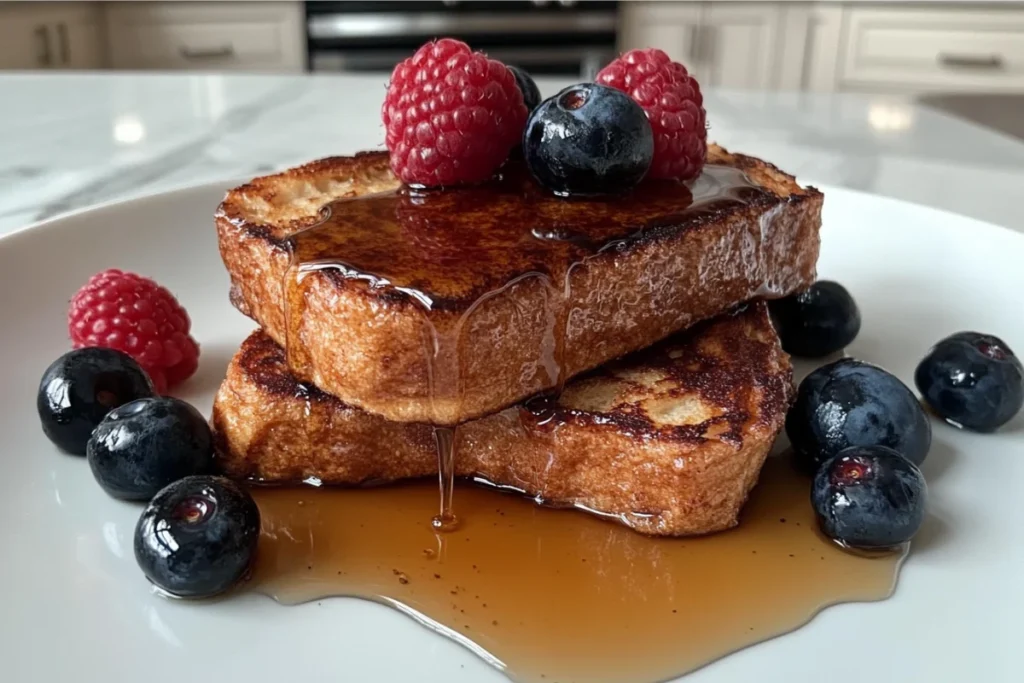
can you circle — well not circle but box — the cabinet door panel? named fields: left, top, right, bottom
left=619, top=2, right=702, bottom=70
left=59, top=19, right=103, bottom=69
left=0, top=3, right=102, bottom=70
left=0, top=9, right=53, bottom=69
left=619, top=3, right=798, bottom=90
left=702, top=4, right=781, bottom=89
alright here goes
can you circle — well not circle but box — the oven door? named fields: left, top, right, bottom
left=310, top=45, right=612, bottom=79
left=306, top=1, right=618, bottom=78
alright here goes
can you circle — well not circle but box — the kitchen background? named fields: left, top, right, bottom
left=1, top=0, right=1023, bottom=139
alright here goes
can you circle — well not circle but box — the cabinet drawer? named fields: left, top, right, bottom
left=0, top=2, right=102, bottom=69
left=105, top=2, right=304, bottom=71
left=111, top=21, right=290, bottom=69
left=840, top=7, right=1024, bottom=91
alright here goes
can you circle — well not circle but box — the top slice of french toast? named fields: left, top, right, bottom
left=216, top=144, right=821, bottom=424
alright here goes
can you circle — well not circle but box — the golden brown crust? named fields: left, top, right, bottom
left=216, top=145, right=820, bottom=424
left=212, top=302, right=794, bottom=536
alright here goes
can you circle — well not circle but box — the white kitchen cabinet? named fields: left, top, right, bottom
left=0, top=2, right=103, bottom=70
left=700, top=3, right=784, bottom=89
left=59, top=12, right=103, bottom=68
left=619, top=2, right=1024, bottom=93
left=104, top=2, right=305, bottom=72
left=618, top=2, right=811, bottom=90
left=619, top=2, right=703, bottom=72
left=803, top=5, right=844, bottom=92
left=0, top=8, right=49, bottom=70
left=838, top=6, right=1024, bottom=93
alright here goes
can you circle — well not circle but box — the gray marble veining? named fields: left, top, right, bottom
left=1, top=72, right=1023, bottom=235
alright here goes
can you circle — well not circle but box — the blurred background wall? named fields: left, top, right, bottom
left=2, top=1, right=1022, bottom=136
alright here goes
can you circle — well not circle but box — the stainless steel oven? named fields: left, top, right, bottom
left=306, top=1, right=619, bottom=78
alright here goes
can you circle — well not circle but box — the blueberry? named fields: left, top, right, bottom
left=786, top=358, right=931, bottom=471
left=915, top=332, right=1023, bottom=432
left=523, top=83, right=654, bottom=197
left=135, top=475, right=260, bottom=599
left=37, top=348, right=155, bottom=455
left=812, top=446, right=927, bottom=550
left=87, top=397, right=214, bottom=500
left=768, top=280, right=861, bottom=357
left=508, top=65, right=541, bottom=112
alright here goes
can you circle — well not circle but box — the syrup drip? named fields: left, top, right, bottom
left=249, top=456, right=906, bottom=683
left=419, top=271, right=573, bottom=531
left=431, top=426, right=457, bottom=530
left=282, top=163, right=769, bottom=528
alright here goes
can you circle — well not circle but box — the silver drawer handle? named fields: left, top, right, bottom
left=179, top=45, right=235, bottom=60
left=938, top=53, right=1004, bottom=69
left=35, top=26, right=52, bottom=67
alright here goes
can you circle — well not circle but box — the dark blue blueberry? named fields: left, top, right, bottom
left=37, top=348, right=155, bottom=455
left=87, top=397, right=213, bottom=500
left=915, top=332, right=1023, bottom=432
left=812, top=446, right=927, bottom=550
left=786, top=358, right=931, bottom=471
left=524, top=83, right=654, bottom=197
left=768, top=280, right=861, bottom=357
left=135, top=475, right=260, bottom=599
left=508, top=65, right=541, bottom=112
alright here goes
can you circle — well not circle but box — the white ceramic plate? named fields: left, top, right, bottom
left=1, top=183, right=1020, bottom=682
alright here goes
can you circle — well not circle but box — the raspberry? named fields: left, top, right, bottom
left=382, top=38, right=528, bottom=187
left=68, top=269, right=199, bottom=394
left=596, top=48, right=707, bottom=181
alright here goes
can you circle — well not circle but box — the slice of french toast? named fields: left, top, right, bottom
left=212, top=302, right=793, bottom=537
left=216, top=145, right=820, bottom=425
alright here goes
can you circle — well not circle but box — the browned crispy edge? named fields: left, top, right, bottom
left=218, top=146, right=811, bottom=239
left=212, top=302, right=794, bottom=536
left=216, top=145, right=820, bottom=424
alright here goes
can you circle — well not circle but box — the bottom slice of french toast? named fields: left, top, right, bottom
left=212, top=302, right=793, bottom=536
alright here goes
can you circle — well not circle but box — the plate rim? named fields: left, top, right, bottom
left=0, top=176, right=247, bottom=247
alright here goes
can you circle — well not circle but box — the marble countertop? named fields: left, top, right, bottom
left=2, top=72, right=1024, bottom=236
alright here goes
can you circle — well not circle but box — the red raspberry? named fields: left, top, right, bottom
left=68, top=269, right=199, bottom=394
left=596, top=48, right=707, bottom=181
left=382, top=38, right=528, bottom=187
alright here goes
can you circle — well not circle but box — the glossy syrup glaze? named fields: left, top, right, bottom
left=285, top=163, right=765, bottom=307
left=281, top=162, right=770, bottom=527
left=249, top=456, right=905, bottom=683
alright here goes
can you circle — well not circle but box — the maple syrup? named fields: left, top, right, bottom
left=281, top=162, right=770, bottom=527
left=249, top=456, right=905, bottom=683
left=432, top=426, right=458, bottom=530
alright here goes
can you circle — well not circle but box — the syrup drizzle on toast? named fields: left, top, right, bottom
left=282, top=162, right=766, bottom=528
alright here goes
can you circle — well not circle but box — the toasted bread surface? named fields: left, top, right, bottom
left=212, top=302, right=793, bottom=536
left=217, top=145, right=819, bottom=424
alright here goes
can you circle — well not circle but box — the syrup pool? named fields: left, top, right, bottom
left=248, top=456, right=905, bottom=683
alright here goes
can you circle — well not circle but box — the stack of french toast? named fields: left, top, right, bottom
left=210, top=142, right=822, bottom=536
